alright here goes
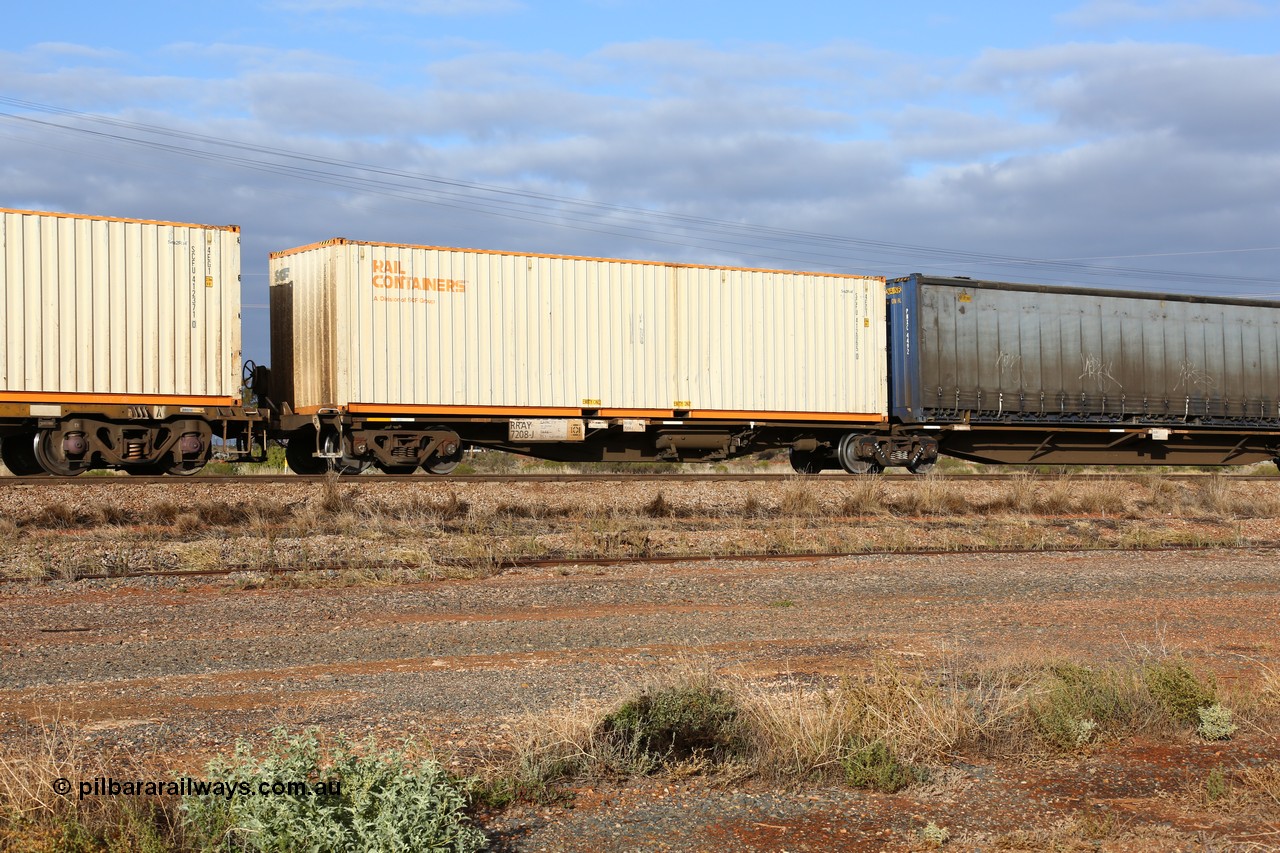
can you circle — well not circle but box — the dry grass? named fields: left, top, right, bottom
left=1231, top=762, right=1280, bottom=809
left=1199, top=761, right=1280, bottom=814
left=4, top=654, right=1276, bottom=846
left=489, top=652, right=1257, bottom=803
left=778, top=481, right=821, bottom=517
left=5, top=472, right=1280, bottom=582
left=737, top=660, right=1027, bottom=783
left=0, top=717, right=181, bottom=852
left=838, top=477, right=887, bottom=515
left=976, top=812, right=1197, bottom=852
left=890, top=472, right=971, bottom=516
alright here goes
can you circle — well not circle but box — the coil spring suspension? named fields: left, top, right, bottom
left=124, top=440, right=147, bottom=461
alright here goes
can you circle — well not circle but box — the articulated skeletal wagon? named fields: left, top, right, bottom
left=3, top=207, right=1279, bottom=477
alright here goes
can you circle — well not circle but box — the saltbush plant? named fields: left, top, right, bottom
left=182, top=729, right=485, bottom=853
left=1195, top=704, right=1238, bottom=741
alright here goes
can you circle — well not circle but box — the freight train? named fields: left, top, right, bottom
left=3, top=206, right=1279, bottom=477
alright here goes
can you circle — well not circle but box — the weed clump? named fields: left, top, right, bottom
left=839, top=738, right=925, bottom=793
left=643, top=492, right=676, bottom=518
left=1204, top=767, right=1231, bottom=803
left=918, top=820, right=951, bottom=848
left=1029, top=663, right=1142, bottom=750
left=839, top=478, right=885, bottom=516
left=183, top=729, right=485, bottom=853
left=779, top=484, right=820, bottom=517
left=598, top=684, right=745, bottom=771
left=1142, top=660, right=1217, bottom=724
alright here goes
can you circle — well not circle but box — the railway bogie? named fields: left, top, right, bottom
left=277, top=415, right=464, bottom=475
left=1, top=407, right=268, bottom=476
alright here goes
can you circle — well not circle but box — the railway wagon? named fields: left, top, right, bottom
left=0, top=208, right=265, bottom=475
left=888, top=274, right=1280, bottom=467
left=266, top=239, right=927, bottom=474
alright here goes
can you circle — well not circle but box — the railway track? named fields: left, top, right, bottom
left=1, top=471, right=1278, bottom=486
left=3, top=541, right=1274, bottom=584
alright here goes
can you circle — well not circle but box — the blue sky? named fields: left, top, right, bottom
left=3, top=0, right=1279, bottom=363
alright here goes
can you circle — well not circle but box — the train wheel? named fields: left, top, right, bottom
left=165, top=458, right=206, bottom=476
left=321, top=430, right=370, bottom=476
left=423, top=447, right=463, bottom=475
left=788, top=448, right=822, bottom=475
left=1, top=433, right=45, bottom=476
left=284, top=431, right=328, bottom=475
left=33, top=430, right=87, bottom=476
left=424, top=456, right=461, bottom=476
left=906, top=460, right=937, bottom=475
left=837, top=434, right=883, bottom=475
left=422, top=430, right=464, bottom=475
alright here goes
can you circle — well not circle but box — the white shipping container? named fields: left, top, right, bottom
left=0, top=208, right=242, bottom=403
left=269, top=240, right=886, bottom=421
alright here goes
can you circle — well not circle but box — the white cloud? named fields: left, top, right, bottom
left=969, top=43, right=1280, bottom=152
left=29, top=43, right=129, bottom=61
left=271, top=0, right=523, bottom=14
left=4, top=26, right=1280, bottom=373
left=1059, top=0, right=1278, bottom=27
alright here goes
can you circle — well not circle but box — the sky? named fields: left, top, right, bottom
left=2, top=0, right=1279, bottom=365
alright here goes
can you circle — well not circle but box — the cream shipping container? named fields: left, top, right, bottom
left=0, top=208, right=262, bottom=476
left=268, top=239, right=898, bottom=474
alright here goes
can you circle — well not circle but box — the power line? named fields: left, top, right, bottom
left=1, top=95, right=1277, bottom=290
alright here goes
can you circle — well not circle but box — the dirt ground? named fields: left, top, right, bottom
left=2, top=478, right=1279, bottom=850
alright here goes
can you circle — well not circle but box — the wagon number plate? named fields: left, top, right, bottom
left=508, top=419, right=585, bottom=442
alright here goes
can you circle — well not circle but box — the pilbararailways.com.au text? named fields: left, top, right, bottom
left=57, top=776, right=342, bottom=801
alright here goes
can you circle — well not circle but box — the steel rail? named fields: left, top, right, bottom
left=3, top=542, right=1274, bottom=585
left=1, top=472, right=1278, bottom=486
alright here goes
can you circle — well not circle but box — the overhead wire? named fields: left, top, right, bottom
left=1, top=95, right=1277, bottom=291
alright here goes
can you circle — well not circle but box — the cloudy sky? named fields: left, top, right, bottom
left=3, top=0, right=1279, bottom=363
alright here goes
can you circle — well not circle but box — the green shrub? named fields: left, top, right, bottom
left=598, top=685, right=745, bottom=771
left=1205, top=768, right=1230, bottom=802
left=1143, top=661, right=1217, bottom=724
left=459, top=449, right=520, bottom=473
left=918, top=820, right=951, bottom=847
left=183, top=729, right=485, bottom=853
left=1030, top=663, right=1137, bottom=750
left=839, top=738, right=925, bottom=793
left=1196, top=704, right=1237, bottom=741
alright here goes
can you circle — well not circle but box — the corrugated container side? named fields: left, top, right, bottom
left=897, top=275, right=1280, bottom=424
left=0, top=209, right=241, bottom=401
left=271, top=241, right=887, bottom=418
left=675, top=266, right=885, bottom=416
